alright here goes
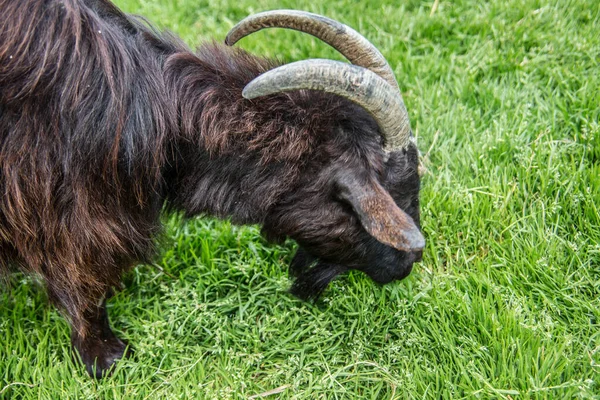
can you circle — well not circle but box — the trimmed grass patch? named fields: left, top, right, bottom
left=1, top=0, right=599, bottom=398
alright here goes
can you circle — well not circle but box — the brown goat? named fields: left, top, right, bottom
left=0, top=0, right=424, bottom=377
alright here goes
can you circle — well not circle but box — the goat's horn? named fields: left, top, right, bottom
left=242, top=59, right=411, bottom=149
left=225, top=10, right=399, bottom=90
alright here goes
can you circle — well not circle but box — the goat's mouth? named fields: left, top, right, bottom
left=368, top=264, right=414, bottom=284
left=363, top=248, right=422, bottom=284
left=367, top=253, right=422, bottom=284
left=287, top=248, right=422, bottom=300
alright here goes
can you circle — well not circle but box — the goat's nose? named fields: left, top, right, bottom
left=413, top=250, right=423, bottom=263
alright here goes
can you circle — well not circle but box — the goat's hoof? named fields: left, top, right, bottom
left=72, top=334, right=131, bottom=379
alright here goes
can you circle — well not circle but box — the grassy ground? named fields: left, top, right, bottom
left=1, top=0, right=599, bottom=398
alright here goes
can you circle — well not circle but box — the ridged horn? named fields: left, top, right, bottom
left=242, top=59, right=411, bottom=149
left=225, top=9, right=399, bottom=90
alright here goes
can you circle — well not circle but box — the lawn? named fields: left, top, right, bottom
left=1, top=0, right=599, bottom=398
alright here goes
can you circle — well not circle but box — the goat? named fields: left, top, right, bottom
left=0, top=0, right=424, bottom=378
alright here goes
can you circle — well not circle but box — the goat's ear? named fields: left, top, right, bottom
left=336, top=173, right=425, bottom=252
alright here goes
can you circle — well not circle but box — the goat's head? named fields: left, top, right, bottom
left=226, top=10, right=424, bottom=299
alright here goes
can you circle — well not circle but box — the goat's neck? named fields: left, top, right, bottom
left=164, top=50, right=299, bottom=225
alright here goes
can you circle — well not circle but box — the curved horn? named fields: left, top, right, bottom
left=242, top=59, right=411, bottom=149
left=225, top=10, right=399, bottom=90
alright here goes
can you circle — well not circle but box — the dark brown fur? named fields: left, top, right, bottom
left=0, top=0, right=422, bottom=377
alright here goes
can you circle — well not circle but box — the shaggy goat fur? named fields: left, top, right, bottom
left=0, top=0, right=422, bottom=377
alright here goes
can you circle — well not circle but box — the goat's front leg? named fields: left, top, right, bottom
left=69, top=293, right=130, bottom=379
left=48, top=282, right=130, bottom=379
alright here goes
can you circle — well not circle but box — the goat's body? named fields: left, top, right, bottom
left=0, top=0, right=422, bottom=378
left=1, top=0, right=174, bottom=329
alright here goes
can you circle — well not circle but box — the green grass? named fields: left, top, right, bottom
left=1, top=0, right=599, bottom=398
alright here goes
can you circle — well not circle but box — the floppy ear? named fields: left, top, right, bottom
left=336, top=173, right=425, bottom=252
